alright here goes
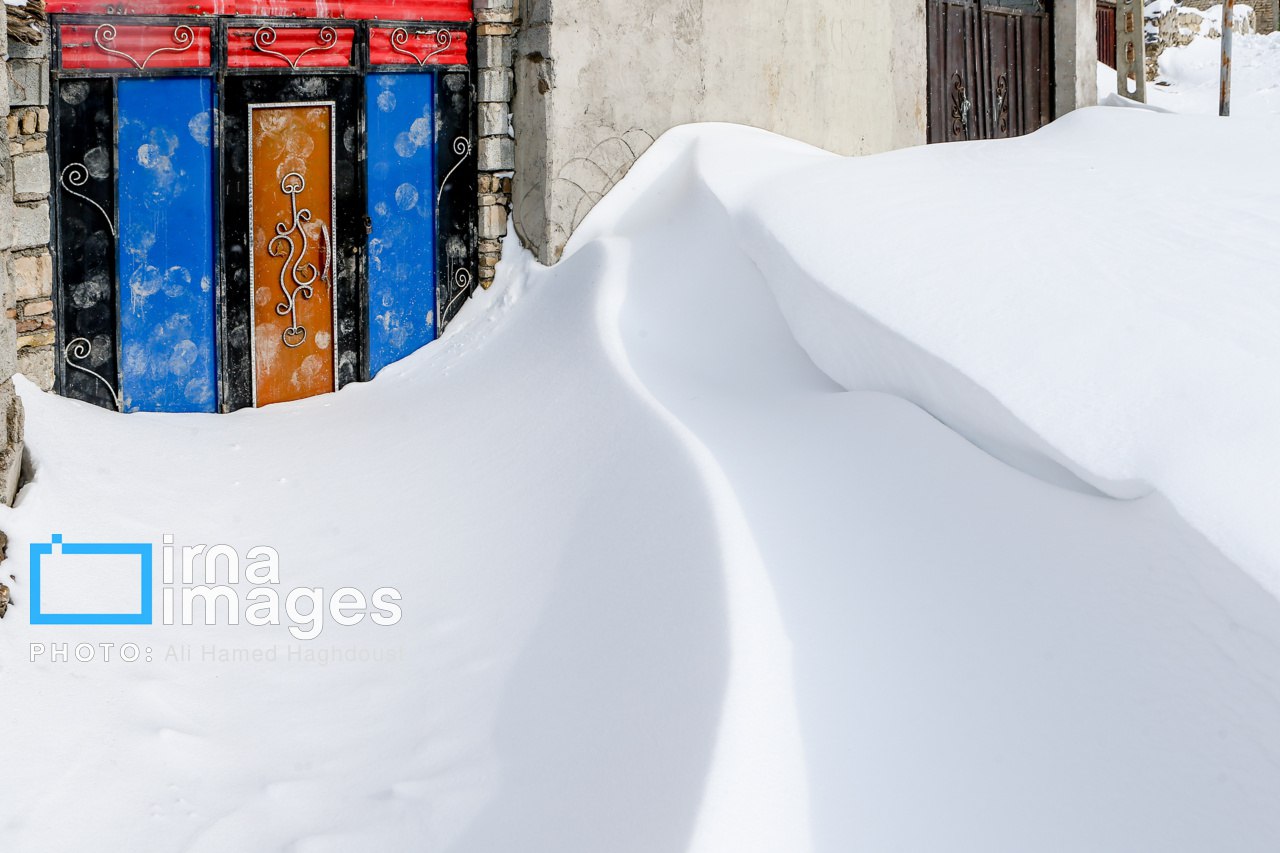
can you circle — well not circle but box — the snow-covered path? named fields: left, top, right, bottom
left=3, top=108, right=1280, bottom=851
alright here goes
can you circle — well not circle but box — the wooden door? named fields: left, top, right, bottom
left=1097, top=2, right=1118, bottom=70
left=249, top=102, right=337, bottom=406
left=927, top=0, right=982, bottom=143
left=221, top=74, right=365, bottom=411
left=927, top=0, right=1054, bottom=143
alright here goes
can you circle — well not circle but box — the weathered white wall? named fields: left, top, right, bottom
left=513, top=0, right=929, bottom=263
left=1055, top=0, right=1099, bottom=118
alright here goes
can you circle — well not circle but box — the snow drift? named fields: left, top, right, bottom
left=3, top=107, right=1280, bottom=852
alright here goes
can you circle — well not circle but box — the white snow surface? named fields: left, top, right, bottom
left=4, top=107, right=1280, bottom=851
left=1100, top=26, right=1280, bottom=115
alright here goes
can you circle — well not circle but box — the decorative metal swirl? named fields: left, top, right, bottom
left=64, top=337, right=122, bottom=412
left=950, top=72, right=971, bottom=139
left=268, top=172, right=330, bottom=349
left=995, top=74, right=1010, bottom=134
left=442, top=262, right=475, bottom=319
left=435, top=136, right=472, bottom=217
left=253, top=26, right=340, bottom=70
left=388, top=27, right=454, bottom=66
left=434, top=136, right=476, bottom=320
left=59, top=163, right=115, bottom=237
left=94, top=24, right=196, bottom=70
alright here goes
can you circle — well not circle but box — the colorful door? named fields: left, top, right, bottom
left=117, top=77, right=218, bottom=413
left=366, top=74, right=437, bottom=376
left=49, top=10, right=478, bottom=413
left=221, top=73, right=366, bottom=410
left=249, top=102, right=337, bottom=405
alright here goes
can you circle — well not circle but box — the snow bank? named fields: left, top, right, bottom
left=4, top=108, right=1280, bottom=852
left=577, top=107, right=1280, bottom=595
left=1100, top=22, right=1280, bottom=115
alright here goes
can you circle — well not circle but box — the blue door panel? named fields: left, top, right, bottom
left=117, top=77, right=217, bottom=413
left=366, top=73, right=437, bottom=377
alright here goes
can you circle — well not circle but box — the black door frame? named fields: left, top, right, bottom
left=48, top=13, right=477, bottom=412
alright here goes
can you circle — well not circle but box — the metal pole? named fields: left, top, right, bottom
left=1221, top=0, right=1235, bottom=117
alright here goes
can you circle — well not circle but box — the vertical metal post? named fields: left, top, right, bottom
left=1117, top=0, right=1147, bottom=103
left=1220, top=0, right=1235, bottom=117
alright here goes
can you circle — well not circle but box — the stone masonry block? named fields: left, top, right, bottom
left=477, top=135, right=515, bottom=171
left=0, top=63, right=10, bottom=119
left=477, top=35, right=512, bottom=69
left=479, top=203, right=508, bottom=240
left=477, top=68, right=512, bottom=103
left=479, top=102, right=508, bottom=138
left=18, top=346, right=54, bottom=392
left=8, top=32, right=52, bottom=61
left=14, top=152, right=49, bottom=197
left=11, top=253, right=52, bottom=302
left=8, top=59, right=49, bottom=108
left=10, top=203, right=50, bottom=250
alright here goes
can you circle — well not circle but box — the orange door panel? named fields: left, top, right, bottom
left=249, top=102, right=337, bottom=406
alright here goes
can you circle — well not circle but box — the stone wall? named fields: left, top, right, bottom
left=474, top=0, right=517, bottom=288
left=1146, top=2, right=1260, bottom=80
left=1181, top=0, right=1276, bottom=32
left=6, top=25, right=51, bottom=391
left=0, top=10, right=28, bottom=505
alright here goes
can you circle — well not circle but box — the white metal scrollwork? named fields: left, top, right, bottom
left=269, top=172, right=331, bottom=349
left=252, top=26, right=341, bottom=70
left=436, top=137, right=475, bottom=319
left=435, top=136, right=472, bottom=216
left=442, top=262, right=474, bottom=319
left=388, top=27, right=454, bottom=66
left=64, top=338, right=122, bottom=411
left=59, top=163, right=115, bottom=238
left=93, top=24, right=196, bottom=70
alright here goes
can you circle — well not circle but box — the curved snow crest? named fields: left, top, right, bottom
left=582, top=235, right=813, bottom=851
left=567, top=109, right=1280, bottom=594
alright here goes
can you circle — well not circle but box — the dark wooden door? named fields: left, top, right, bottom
left=927, top=0, right=1054, bottom=143
left=1097, top=1, right=1118, bottom=70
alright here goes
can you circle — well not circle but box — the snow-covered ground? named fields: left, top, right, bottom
left=3, top=105, right=1280, bottom=852
left=1100, top=11, right=1280, bottom=115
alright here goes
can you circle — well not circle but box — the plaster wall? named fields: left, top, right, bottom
left=513, top=0, right=930, bottom=263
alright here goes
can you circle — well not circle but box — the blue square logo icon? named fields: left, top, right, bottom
left=30, top=535, right=153, bottom=626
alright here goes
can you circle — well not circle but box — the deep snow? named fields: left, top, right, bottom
left=3, top=107, right=1280, bottom=852
left=1099, top=21, right=1280, bottom=115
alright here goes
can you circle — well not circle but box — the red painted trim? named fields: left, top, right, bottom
left=332, top=0, right=472, bottom=21
left=51, top=1, right=222, bottom=13
left=226, top=26, right=356, bottom=68
left=61, top=24, right=214, bottom=70
left=48, top=0, right=474, bottom=22
left=369, top=27, right=468, bottom=66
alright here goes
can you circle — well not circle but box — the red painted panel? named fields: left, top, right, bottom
left=369, top=27, right=468, bottom=66
left=332, top=0, right=472, bottom=21
left=61, top=24, right=214, bottom=70
left=227, top=27, right=356, bottom=69
left=49, top=0, right=474, bottom=22
left=50, top=1, right=224, bottom=13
